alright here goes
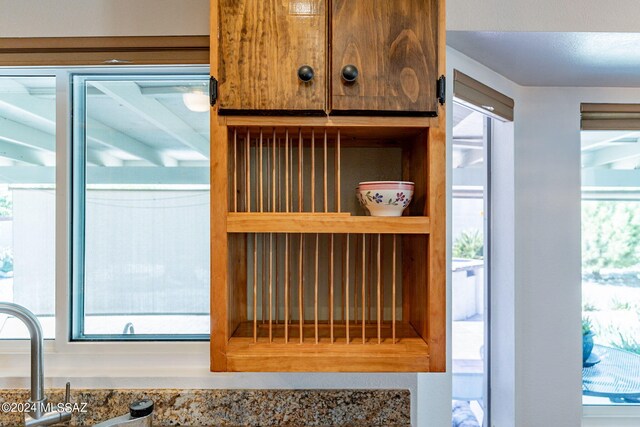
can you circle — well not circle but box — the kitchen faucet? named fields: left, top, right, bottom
left=94, top=399, right=154, bottom=427
left=0, top=302, right=72, bottom=426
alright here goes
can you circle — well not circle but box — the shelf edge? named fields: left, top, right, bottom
left=226, top=213, right=431, bottom=234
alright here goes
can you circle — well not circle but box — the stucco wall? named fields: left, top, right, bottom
left=0, top=0, right=209, bottom=37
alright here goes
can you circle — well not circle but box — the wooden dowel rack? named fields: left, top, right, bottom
left=243, top=232, right=403, bottom=346
left=232, top=127, right=350, bottom=215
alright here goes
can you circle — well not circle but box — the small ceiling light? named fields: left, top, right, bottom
left=182, top=89, right=209, bottom=112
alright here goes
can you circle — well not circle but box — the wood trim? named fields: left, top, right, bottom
left=426, top=125, right=446, bottom=372
left=453, top=69, right=514, bottom=122
left=581, top=103, right=640, bottom=113
left=210, top=116, right=229, bottom=372
left=427, top=0, right=447, bottom=373
left=0, top=36, right=209, bottom=66
left=220, top=115, right=438, bottom=129
left=226, top=336, right=430, bottom=372
left=210, top=3, right=227, bottom=372
left=226, top=213, right=431, bottom=234
left=581, top=103, right=640, bottom=130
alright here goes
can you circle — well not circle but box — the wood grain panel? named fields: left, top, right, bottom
left=0, top=36, right=209, bottom=66
left=218, top=0, right=326, bottom=112
left=228, top=235, right=248, bottom=333
left=221, top=115, right=438, bottom=129
left=426, top=125, right=446, bottom=372
left=227, top=213, right=431, bottom=234
left=425, top=0, right=447, bottom=372
left=403, top=234, right=428, bottom=338
left=226, top=336, right=429, bottom=372
left=331, top=0, right=438, bottom=113
left=403, top=130, right=429, bottom=216
left=210, top=116, right=230, bottom=372
left=210, top=2, right=228, bottom=373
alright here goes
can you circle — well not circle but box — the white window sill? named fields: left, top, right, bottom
left=0, top=339, right=418, bottom=390
left=583, top=405, right=640, bottom=427
left=0, top=340, right=211, bottom=381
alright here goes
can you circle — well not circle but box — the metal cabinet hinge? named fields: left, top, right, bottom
left=437, top=75, right=446, bottom=105
left=210, top=76, right=218, bottom=106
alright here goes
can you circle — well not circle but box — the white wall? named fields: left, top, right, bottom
left=516, top=84, right=640, bottom=427
left=448, top=0, right=640, bottom=32
left=0, top=0, right=209, bottom=37
left=13, top=0, right=640, bottom=37
left=20, top=0, right=640, bottom=38
left=514, top=86, right=583, bottom=427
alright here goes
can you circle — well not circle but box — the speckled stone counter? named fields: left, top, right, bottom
left=0, top=389, right=410, bottom=426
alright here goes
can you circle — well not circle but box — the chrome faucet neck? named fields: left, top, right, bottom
left=0, top=302, right=44, bottom=403
left=0, top=302, right=72, bottom=426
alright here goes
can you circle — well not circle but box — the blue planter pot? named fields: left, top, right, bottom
left=583, top=331, right=595, bottom=365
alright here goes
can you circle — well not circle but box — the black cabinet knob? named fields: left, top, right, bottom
left=297, top=65, right=315, bottom=82
left=341, top=64, right=359, bottom=83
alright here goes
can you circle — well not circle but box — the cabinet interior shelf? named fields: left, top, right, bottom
left=227, top=213, right=431, bottom=234
left=225, top=321, right=430, bottom=372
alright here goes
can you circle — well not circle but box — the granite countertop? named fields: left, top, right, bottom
left=0, top=389, right=410, bottom=426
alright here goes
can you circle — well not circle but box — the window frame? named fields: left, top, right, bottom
left=451, top=99, right=493, bottom=426
left=579, top=106, right=640, bottom=418
left=0, top=65, right=211, bottom=359
left=69, top=71, right=210, bottom=341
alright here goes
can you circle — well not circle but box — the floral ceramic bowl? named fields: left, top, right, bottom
left=357, top=181, right=414, bottom=217
left=355, top=186, right=370, bottom=214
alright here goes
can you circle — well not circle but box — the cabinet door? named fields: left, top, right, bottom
left=218, top=0, right=326, bottom=112
left=331, top=0, right=438, bottom=114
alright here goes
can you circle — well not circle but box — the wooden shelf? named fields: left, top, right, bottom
left=226, top=339, right=430, bottom=372
left=226, top=323, right=430, bottom=372
left=227, top=213, right=431, bottom=234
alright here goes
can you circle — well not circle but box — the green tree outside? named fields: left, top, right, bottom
left=582, top=201, right=640, bottom=272
left=453, top=229, right=484, bottom=260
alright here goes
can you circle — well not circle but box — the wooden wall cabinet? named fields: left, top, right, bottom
left=211, top=1, right=445, bottom=373
left=217, top=0, right=439, bottom=115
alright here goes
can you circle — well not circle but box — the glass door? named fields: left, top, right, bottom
left=452, top=102, right=491, bottom=426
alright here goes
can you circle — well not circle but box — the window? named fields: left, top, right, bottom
left=0, top=68, right=210, bottom=341
left=0, top=76, right=57, bottom=339
left=581, top=126, right=640, bottom=404
left=451, top=102, right=491, bottom=425
left=71, top=74, right=210, bottom=340
left=451, top=71, right=512, bottom=426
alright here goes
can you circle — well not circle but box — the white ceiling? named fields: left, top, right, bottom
left=447, top=31, right=640, bottom=87
left=448, top=31, right=640, bottom=191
